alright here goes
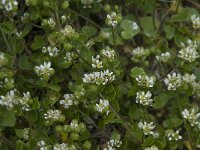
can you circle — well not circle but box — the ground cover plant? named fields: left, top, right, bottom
left=0, top=0, right=200, bottom=149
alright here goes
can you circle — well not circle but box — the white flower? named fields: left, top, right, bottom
left=192, top=82, right=200, bottom=97
left=64, top=52, right=77, bottom=62
left=101, top=46, right=115, bottom=61
left=60, top=25, right=75, bottom=37
left=48, top=18, right=56, bottom=28
left=136, top=75, right=155, bottom=88
left=138, top=121, right=156, bottom=136
left=167, top=130, right=182, bottom=141
left=53, top=143, right=68, bottom=150
left=81, top=0, right=93, bottom=8
left=83, top=69, right=115, bottom=85
left=60, top=94, right=78, bottom=109
left=131, top=22, right=139, bottom=30
left=144, top=145, right=159, bottom=150
left=182, top=108, right=200, bottom=126
left=92, top=55, right=103, bottom=69
left=0, top=52, right=7, bottom=67
left=136, top=91, right=153, bottom=106
left=132, top=47, right=146, bottom=57
left=191, top=14, right=200, bottom=29
left=106, top=12, right=118, bottom=27
left=164, top=72, right=182, bottom=91
left=0, top=90, right=18, bottom=109
left=19, top=92, right=31, bottom=111
left=182, top=73, right=196, bottom=84
left=178, top=39, right=199, bottom=62
left=21, top=12, right=29, bottom=21
left=34, top=62, right=55, bottom=78
left=156, top=52, right=171, bottom=62
left=104, top=134, right=122, bottom=150
left=42, top=46, right=59, bottom=57
left=96, top=99, right=109, bottom=115
left=44, top=109, right=64, bottom=124
left=22, top=128, right=30, bottom=140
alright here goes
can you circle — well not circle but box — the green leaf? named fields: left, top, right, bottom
left=24, top=111, right=38, bottom=123
left=0, top=110, right=16, bottom=127
left=31, top=98, right=40, bottom=110
left=19, top=55, right=33, bottom=70
left=121, top=19, right=140, bottom=39
left=163, top=117, right=183, bottom=128
left=164, top=25, right=175, bottom=39
left=128, top=105, right=143, bottom=120
left=48, top=83, right=61, bottom=92
left=0, top=21, right=16, bottom=34
left=103, top=113, right=115, bottom=124
left=15, top=129, right=24, bottom=139
left=140, top=17, right=158, bottom=38
left=153, top=93, right=170, bottom=109
left=16, top=140, right=26, bottom=150
left=130, top=67, right=145, bottom=78
left=31, top=35, right=44, bottom=50
left=143, top=136, right=154, bottom=147
left=82, top=26, right=97, bottom=38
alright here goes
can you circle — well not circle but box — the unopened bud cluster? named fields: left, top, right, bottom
left=101, top=46, right=116, bottom=61
left=106, top=12, right=122, bottom=27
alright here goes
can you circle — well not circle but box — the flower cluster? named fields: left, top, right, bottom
left=101, top=46, right=116, bottom=61
left=37, top=141, right=51, bottom=150
left=178, top=39, right=199, bottom=62
left=182, top=108, right=200, bottom=127
left=182, top=73, right=196, bottom=84
left=22, top=128, right=30, bottom=140
left=144, top=145, right=159, bottom=150
left=60, top=85, right=85, bottom=109
left=64, top=52, right=77, bottom=63
left=156, top=52, right=171, bottom=62
left=19, top=92, right=32, bottom=111
left=0, top=0, right=18, bottom=11
left=42, top=46, right=59, bottom=57
left=138, top=121, right=156, bottom=136
left=83, top=69, right=115, bottom=85
left=136, top=75, right=155, bottom=88
left=21, top=12, right=30, bottom=22
left=95, top=99, right=109, bottom=115
left=44, top=109, right=65, bottom=125
left=0, top=52, right=7, bottom=67
left=53, top=143, right=68, bottom=150
left=60, top=25, right=75, bottom=38
left=191, top=14, right=200, bottom=29
left=106, top=12, right=121, bottom=27
left=34, top=62, right=55, bottom=80
left=0, top=89, right=18, bottom=109
left=47, top=18, right=56, bottom=28
left=136, top=91, right=153, bottom=106
left=132, top=47, right=148, bottom=58
left=81, top=0, right=93, bottom=8
left=164, top=72, right=182, bottom=91
left=104, top=134, right=122, bottom=150
left=167, top=130, right=182, bottom=141
left=0, top=77, right=14, bottom=90
left=92, top=55, right=103, bottom=69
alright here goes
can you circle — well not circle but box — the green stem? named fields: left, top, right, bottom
left=175, top=0, right=182, bottom=13
left=1, top=30, right=12, bottom=53
left=68, top=8, right=101, bottom=29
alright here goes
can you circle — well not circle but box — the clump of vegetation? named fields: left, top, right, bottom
left=0, top=0, right=200, bottom=149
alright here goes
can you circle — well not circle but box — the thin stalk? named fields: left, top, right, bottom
left=1, top=30, right=12, bottom=53
left=175, top=0, right=182, bottom=13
